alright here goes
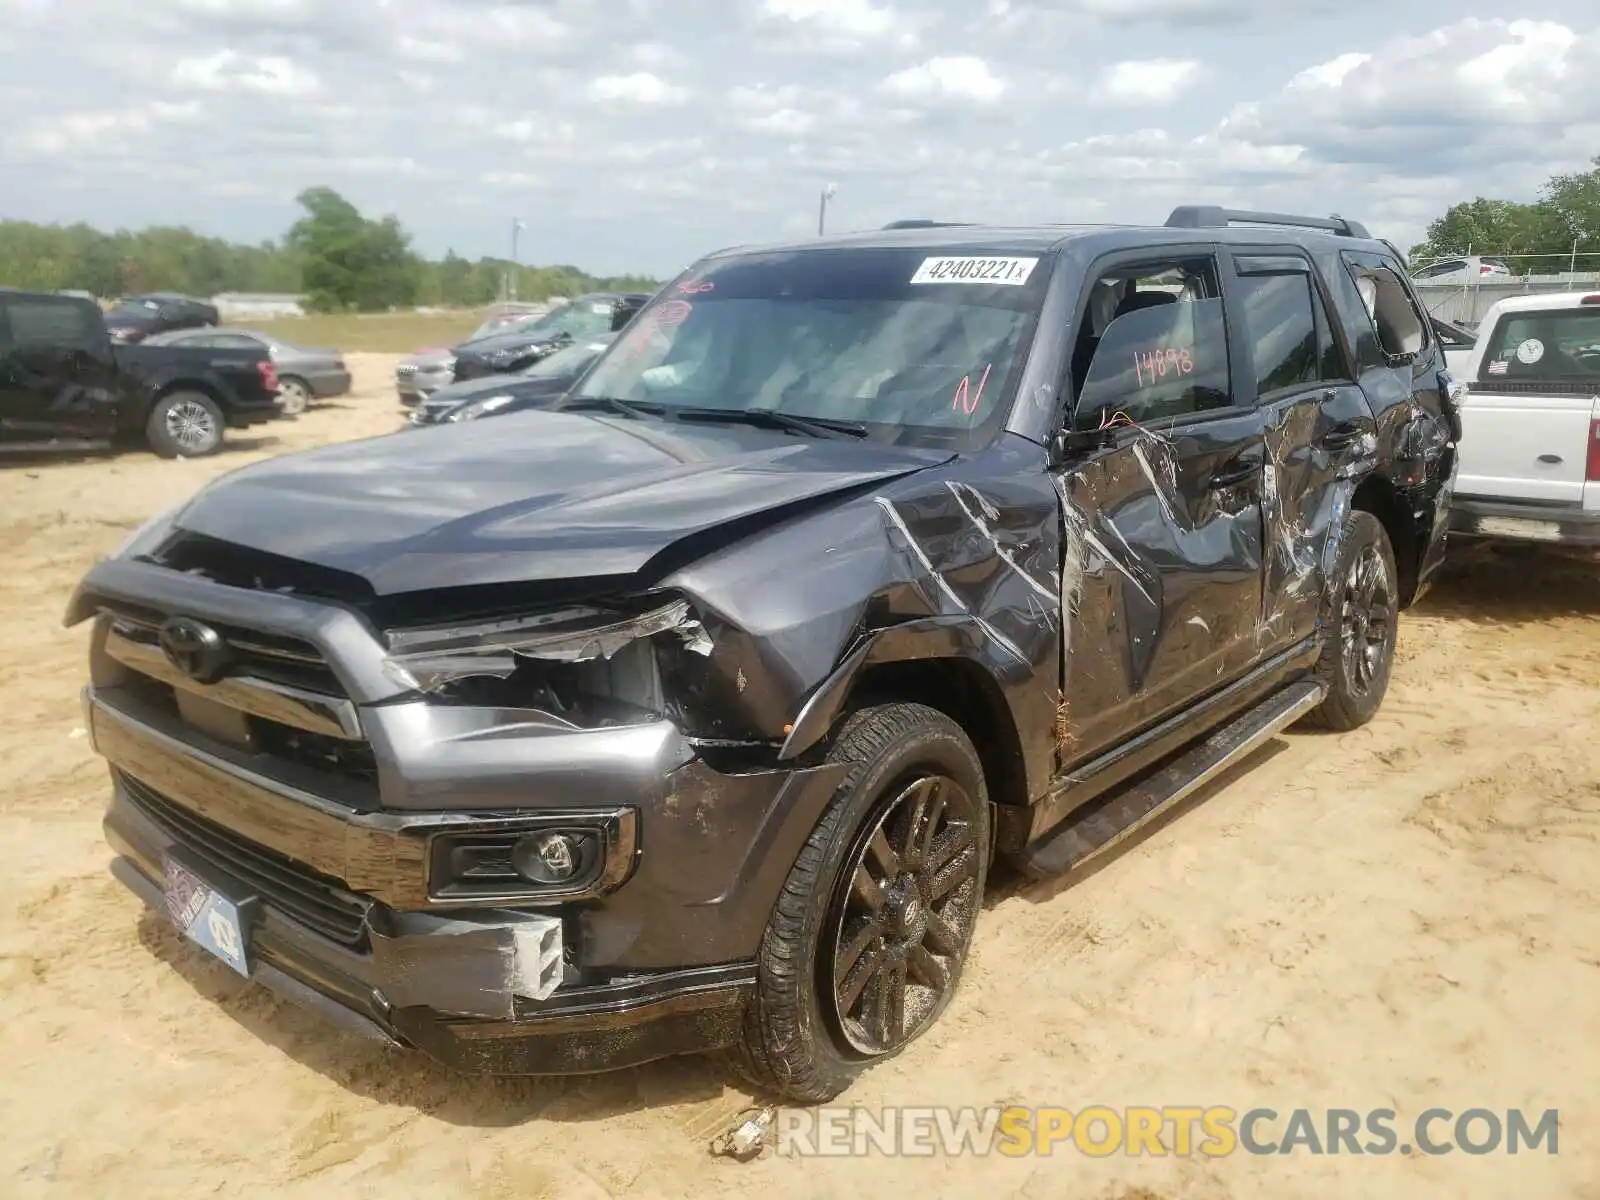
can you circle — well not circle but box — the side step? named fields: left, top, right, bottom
left=1015, top=678, right=1327, bottom=880
left=0, top=438, right=113, bottom=456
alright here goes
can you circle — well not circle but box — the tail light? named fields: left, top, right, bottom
left=1581, top=295, right=1600, bottom=306
left=1587, top=420, right=1600, bottom=483
left=257, top=359, right=279, bottom=393
left=1480, top=264, right=1493, bottom=275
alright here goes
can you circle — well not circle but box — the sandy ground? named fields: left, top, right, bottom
left=1, top=354, right=1597, bottom=1198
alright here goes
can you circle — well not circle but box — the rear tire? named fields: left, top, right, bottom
left=1306, top=510, right=1399, bottom=731
left=146, top=391, right=225, bottom=459
left=276, top=376, right=311, bottom=416
left=732, top=703, right=989, bottom=1102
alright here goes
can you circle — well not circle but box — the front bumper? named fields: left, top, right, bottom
left=71, top=552, right=850, bottom=1071
left=1448, top=497, right=1600, bottom=546
left=93, top=704, right=770, bottom=1074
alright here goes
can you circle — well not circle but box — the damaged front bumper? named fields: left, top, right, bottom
left=88, top=688, right=845, bottom=1073
left=72, top=555, right=851, bottom=1075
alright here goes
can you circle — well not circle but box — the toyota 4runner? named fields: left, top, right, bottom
left=69, top=207, right=1457, bottom=1101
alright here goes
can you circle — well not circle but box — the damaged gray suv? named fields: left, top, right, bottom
left=70, top=207, right=1457, bottom=1102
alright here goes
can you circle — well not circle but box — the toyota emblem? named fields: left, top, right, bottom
left=158, top=617, right=230, bottom=684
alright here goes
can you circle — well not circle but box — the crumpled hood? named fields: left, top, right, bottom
left=167, top=410, right=953, bottom=594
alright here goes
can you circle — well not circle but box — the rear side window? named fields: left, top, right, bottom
left=1478, top=308, right=1600, bottom=384
left=1345, top=259, right=1430, bottom=359
left=5, top=297, right=103, bottom=349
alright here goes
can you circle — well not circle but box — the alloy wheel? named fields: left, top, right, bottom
left=1340, top=542, right=1393, bottom=695
left=277, top=379, right=310, bottom=415
left=827, top=773, right=983, bottom=1057
left=164, top=399, right=219, bottom=455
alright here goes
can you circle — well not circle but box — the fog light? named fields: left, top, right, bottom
left=512, top=831, right=595, bottom=885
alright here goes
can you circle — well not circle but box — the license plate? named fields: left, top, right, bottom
left=163, top=854, right=252, bottom=977
left=1476, top=515, right=1562, bottom=542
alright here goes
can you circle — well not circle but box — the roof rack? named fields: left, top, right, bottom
left=1164, top=206, right=1371, bottom=240
left=881, top=219, right=973, bottom=230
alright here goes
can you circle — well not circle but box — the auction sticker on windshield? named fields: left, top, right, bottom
left=911, top=256, right=1039, bottom=286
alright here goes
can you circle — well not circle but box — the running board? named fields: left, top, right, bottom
left=1015, top=679, right=1327, bottom=880
left=0, top=438, right=112, bottom=455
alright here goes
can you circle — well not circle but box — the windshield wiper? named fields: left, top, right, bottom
left=671, top=407, right=871, bottom=440
left=559, top=395, right=666, bottom=420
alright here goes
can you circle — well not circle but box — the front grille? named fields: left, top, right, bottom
left=253, top=719, right=379, bottom=788
left=121, top=772, right=371, bottom=947
left=104, top=604, right=342, bottom=696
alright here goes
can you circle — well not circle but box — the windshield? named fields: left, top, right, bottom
left=521, top=299, right=615, bottom=340
left=521, top=333, right=616, bottom=379
left=571, top=249, right=1048, bottom=447
left=107, top=298, right=162, bottom=318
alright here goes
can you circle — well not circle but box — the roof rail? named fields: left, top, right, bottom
left=1164, top=206, right=1372, bottom=240
left=882, top=219, right=973, bottom=230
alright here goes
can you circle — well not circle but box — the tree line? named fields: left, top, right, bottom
left=1410, top=156, right=1600, bottom=273
left=0, top=186, right=660, bottom=312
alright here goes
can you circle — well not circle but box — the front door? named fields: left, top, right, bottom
left=0, top=295, right=121, bottom=443
left=1052, top=251, right=1266, bottom=765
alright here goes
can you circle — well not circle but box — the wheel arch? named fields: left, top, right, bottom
left=1350, top=472, right=1421, bottom=607
left=779, top=630, right=1034, bottom=819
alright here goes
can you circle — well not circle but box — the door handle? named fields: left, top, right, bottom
left=1320, top=422, right=1369, bottom=451
left=1209, top=460, right=1261, bottom=490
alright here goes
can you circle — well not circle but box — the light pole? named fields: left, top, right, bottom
left=509, top=217, right=526, bottom=301
left=818, top=182, right=838, bottom=236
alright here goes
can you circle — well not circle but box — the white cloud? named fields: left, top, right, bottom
left=763, top=0, right=896, bottom=37
left=586, top=72, right=688, bottom=105
left=2, top=4, right=1598, bottom=274
left=171, top=49, right=320, bottom=95
left=882, top=56, right=1006, bottom=103
left=1097, top=58, right=1204, bottom=105
left=1292, top=52, right=1371, bottom=90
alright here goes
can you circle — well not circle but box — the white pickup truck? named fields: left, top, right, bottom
left=1448, top=292, right=1600, bottom=548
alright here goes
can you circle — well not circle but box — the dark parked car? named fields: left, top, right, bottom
left=1, top=289, right=281, bottom=456
left=144, top=327, right=352, bottom=415
left=450, top=292, right=649, bottom=382
left=407, top=333, right=616, bottom=427
left=69, top=208, right=1455, bottom=1101
left=103, top=293, right=220, bottom=344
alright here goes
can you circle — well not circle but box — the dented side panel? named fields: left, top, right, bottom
left=1256, top=384, right=1379, bottom=650
left=666, top=435, right=1064, bottom=794
left=1052, top=415, right=1266, bottom=767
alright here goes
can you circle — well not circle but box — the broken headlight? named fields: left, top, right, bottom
left=380, top=598, right=713, bottom=726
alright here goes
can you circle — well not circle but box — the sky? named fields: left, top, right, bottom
left=1, top=0, right=1597, bottom=278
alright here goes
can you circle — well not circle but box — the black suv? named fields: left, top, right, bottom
left=68, top=208, right=1456, bottom=1101
left=103, top=293, right=220, bottom=344
left=450, top=292, right=649, bottom=381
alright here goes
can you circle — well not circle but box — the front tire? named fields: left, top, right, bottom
left=146, top=391, right=225, bottom=458
left=1306, top=509, right=1399, bottom=731
left=734, top=703, right=990, bottom=1102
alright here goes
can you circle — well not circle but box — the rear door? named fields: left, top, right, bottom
left=1457, top=303, right=1600, bottom=504
left=0, top=294, right=121, bottom=441
left=1054, top=248, right=1267, bottom=762
left=1223, top=249, right=1379, bottom=651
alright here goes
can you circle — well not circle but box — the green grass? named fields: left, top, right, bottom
left=249, top=311, right=489, bottom=354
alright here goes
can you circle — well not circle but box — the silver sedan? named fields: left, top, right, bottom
left=143, top=327, right=352, bottom=415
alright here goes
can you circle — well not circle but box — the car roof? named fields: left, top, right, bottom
left=1483, top=291, right=1600, bottom=316
left=702, top=220, right=1395, bottom=263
